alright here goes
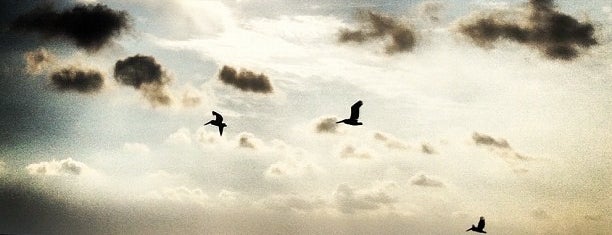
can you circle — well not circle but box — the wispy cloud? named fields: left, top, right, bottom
left=24, top=48, right=54, bottom=75
left=338, top=10, right=417, bottom=54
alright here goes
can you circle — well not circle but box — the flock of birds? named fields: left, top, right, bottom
left=203, top=100, right=487, bottom=233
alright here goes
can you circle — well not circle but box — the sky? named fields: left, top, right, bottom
left=0, top=0, right=610, bottom=234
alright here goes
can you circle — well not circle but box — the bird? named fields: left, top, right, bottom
left=466, top=216, right=486, bottom=233
left=204, top=111, right=227, bottom=136
left=336, top=100, right=363, bottom=126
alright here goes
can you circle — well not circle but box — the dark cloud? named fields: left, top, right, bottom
left=472, top=132, right=510, bottom=148
left=49, top=67, right=104, bottom=93
left=218, top=65, right=273, bottom=94
left=24, top=48, right=54, bottom=74
left=10, top=3, right=130, bottom=52
left=457, top=0, right=597, bottom=60
left=421, top=143, right=436, bottom=154
left=114, top=54, right=174, bottom=107
left=338, top=11, right=417, bottom=54
left=472, top=132, right=529, bottom=161
left=237, top=133, right=262, bottom=149
left=314, top=116, right=339, bottom=134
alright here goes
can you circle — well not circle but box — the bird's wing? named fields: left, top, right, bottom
left=218, top=125, right=224, bottom=136
left=477, top=217, right=485, bottom=229
left=349, top=100, right=363, bottom=120
left=212, top=111, right=223, bottom=122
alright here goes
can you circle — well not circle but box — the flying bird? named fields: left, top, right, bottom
left=466, top=216, right=486, bottom=233
left=204, top=111, right=227, bottom=136
left=336, top=100, right=363, bottom=126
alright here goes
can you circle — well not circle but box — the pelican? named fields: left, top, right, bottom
left=204, top=111, right=227, bottom=136
left=336, top=100, right=363, bottom=126
left=466, top=216, right=486, bottom=233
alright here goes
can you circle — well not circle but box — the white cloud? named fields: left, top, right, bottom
left=264, top=157, right=323, bottom=179
left=236, top=132, right=264, bottom=149
left=180, top=84, right=203, bottom=108
left=409, top=173, right=446, bottom=188
left=145, top=186, right=209, bottom=206
left=338, top=143, right=375, bottom=159
left=263, top=194, right=327, bottom=212
left=373, top=131, right=409, bottom=150
left=334, top=182, right=398, bottom=214
left=26, top=158, right=95, bottom=176
left=166, top=127, right=193, bottom=145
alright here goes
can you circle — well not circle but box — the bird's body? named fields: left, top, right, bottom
left=336, top=100, right=363, bottom=126
left=466, top=217, right=486, bottom=233
left=204, top=111, right=227, bottom=136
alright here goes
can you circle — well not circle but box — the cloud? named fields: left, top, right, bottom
left=180, top=85, right=202, bottom=108
left=218, top=65, right=273, bottom=94
left=421, top=143, right=436, bottom=154
left=418, top=1, right=445, bottom=23
left=49, top=66, right=104, bottom=93
left=409, top=173, right=445, bottom=187
left=10, top=3, right=130, bottom=52
left=472, top=132, right=528, bottom=160
left=114, top=54, right=175, bottom=107
left=313, top=116, right=340, bottom=134
left=456, top=0, right=597, bottom=60
left=264, top=157, right=322, bottom=179
left=195, top=126, right=225, bottom=145
left=373, top=132, right=409, bottom=150
left=338, top=11, right=417, bottom=54
left=263, top=194, right=326, bottom=212
left=145, top=186, right=208, bottom=207
left=472, top=132, right=510, bottom=148
left=24, top=48, right=54, bottom=75
left=334, top=183, right=397, bottom=214
left=237, top=132, right=263, bottom=149
left=338, top=144, right=374, bottom=159
left=26, top=158, right=94, bottom=176
left=531, top=208, right=550, bottom=220
left=166, top=128, right=192, bottom=146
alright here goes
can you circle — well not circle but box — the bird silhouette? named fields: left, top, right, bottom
left=336, top=100, right=363, bottom=125
left=204, top=111, right=227, bottom=136
left=466, top=216, right=486, bottom=233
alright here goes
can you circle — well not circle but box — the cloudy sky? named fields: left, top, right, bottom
left=0, top=0, right=610, bottom=234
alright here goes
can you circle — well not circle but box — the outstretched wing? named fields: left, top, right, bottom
left=349, top=100, right=363, bottom=120
left=212, top=111, right=223, bottom=122
left=477, top=217, right=485, bottom=230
